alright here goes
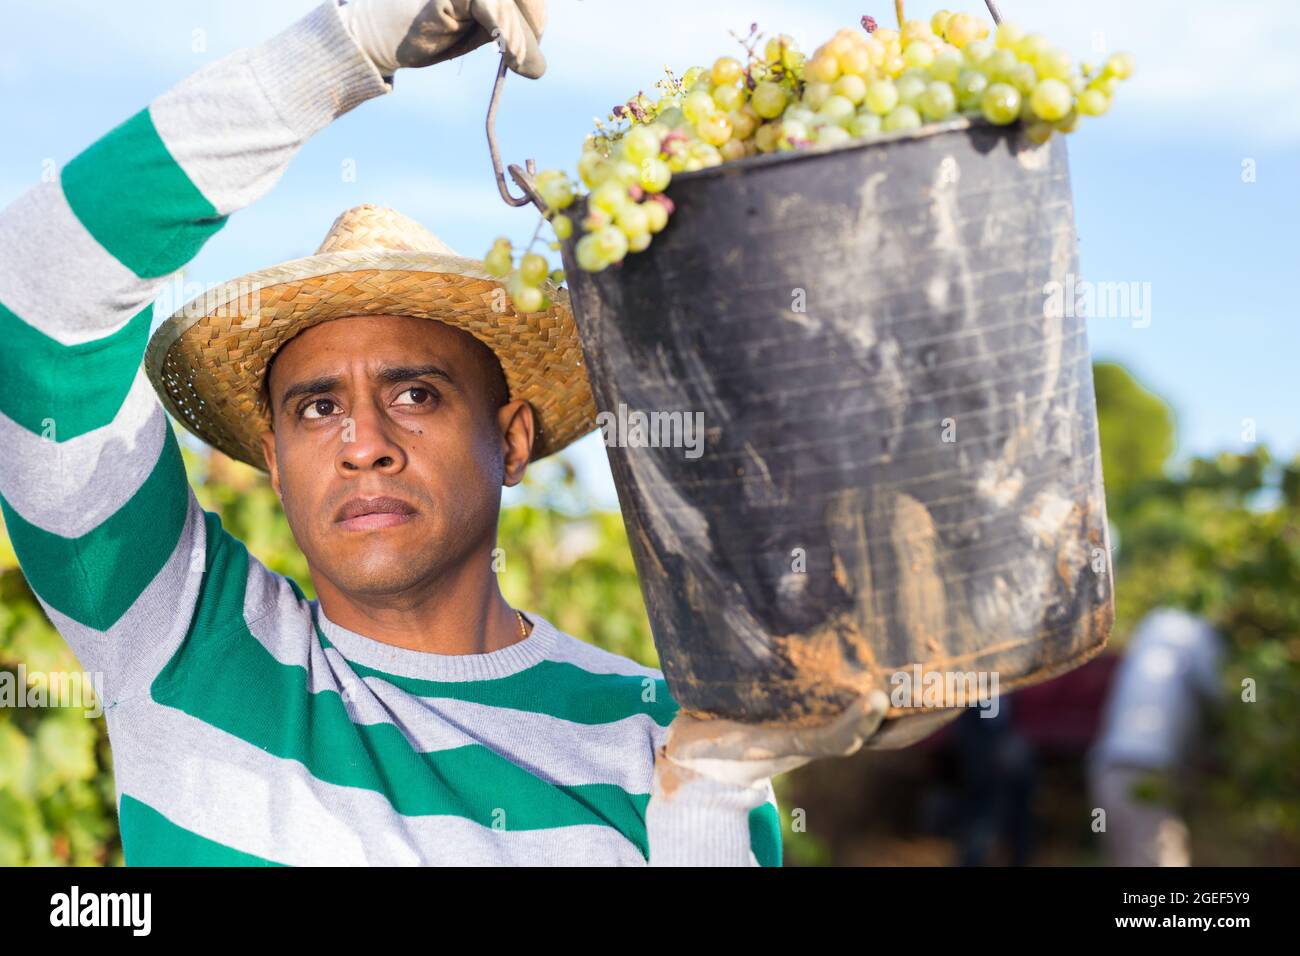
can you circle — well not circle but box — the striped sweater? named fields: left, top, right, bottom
left=0, top=0, right=781, bottom=866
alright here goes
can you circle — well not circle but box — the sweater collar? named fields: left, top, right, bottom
left=311, top=601, right=558, bottom=682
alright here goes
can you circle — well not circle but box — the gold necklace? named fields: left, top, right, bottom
left=514, top=609, right=528, bottom=638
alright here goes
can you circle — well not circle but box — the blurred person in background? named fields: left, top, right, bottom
left=1086, top=608, right=1225, bottom=866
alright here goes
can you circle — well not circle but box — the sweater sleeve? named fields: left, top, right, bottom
left=645, top=754, right=784, bottom=867
left=0, top=0, right=389, bottom=707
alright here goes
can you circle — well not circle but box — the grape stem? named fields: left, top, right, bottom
left=525, top=215, right=546, bottom=253
left=983, top=0, right=1004, bottom=25
left=895, top=0, right=904, bottom=29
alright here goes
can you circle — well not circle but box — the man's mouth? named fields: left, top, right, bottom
left=334, top=495, right=418, bottom=532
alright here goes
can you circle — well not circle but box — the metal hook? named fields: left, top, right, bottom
left=486, top=57, right=544, bottom=210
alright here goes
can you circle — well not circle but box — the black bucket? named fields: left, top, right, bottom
left=559, top=119, right=1113, bottom=747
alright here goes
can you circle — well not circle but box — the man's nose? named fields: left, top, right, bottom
left=335, top=398, right=408, bottom=475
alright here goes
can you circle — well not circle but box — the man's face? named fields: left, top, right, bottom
left=258, top=314, right=533, bottom=601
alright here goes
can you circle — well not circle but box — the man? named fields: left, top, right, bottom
left=1087, top=608, right=1224, bottom=866
left=0, top=0, right=888, bottom=866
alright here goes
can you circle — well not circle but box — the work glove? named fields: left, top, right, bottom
left=338, top=0, right=547, bottom=79
left=656, top=689, right=892, bottom=791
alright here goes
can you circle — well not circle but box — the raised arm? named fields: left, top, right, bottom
left=0, top=0, right=543, bottom=706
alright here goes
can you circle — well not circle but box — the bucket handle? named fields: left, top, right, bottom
left=486, top=58, right=546, bottom=211
left=486, top=0, right=1005, bottom=210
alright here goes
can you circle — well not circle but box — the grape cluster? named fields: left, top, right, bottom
left=487, top=9, right=1134, bottom=308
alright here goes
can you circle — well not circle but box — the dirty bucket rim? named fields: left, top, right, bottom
left=670, top=114, right=1023, bottom=184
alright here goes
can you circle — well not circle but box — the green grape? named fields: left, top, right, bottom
left=864, top=79, right=900, bottom=116
left=507, top=273, right=545, bottom=311
left=980, top=83, right=1021, bottom=124
left=1035, top=48, right=1073, bottom=81
left=809, top=52, right=841, bottom=84
left=1104, top=52, right=1135, bottom=80
left=687, top=141, right=724, bottom=166
left=484, top=245, right=513, bottom=278
left=575, top=234, right=607, bottom=272
left=1030, top=78, right=1073, bottom=122
left=883, top=104, right=922, bottom=131
left=834, top=74, right=868, bottom=105
left=1055, top=109, right=1080, bottom=133
left=803, top=82, right=833, bottom=111
left=931, top=10, right=953, bottom=35
left=995, top=22, right=1025, bottom=51
left=1005, top=62, right=1038, bottom=95
left=621, top=127, right=661, bottom=164
left=639, top=157, right=672, bottom=193
left=984, top=49, right=1017, bottom=81
left=683, top=90, right=716, bottom=124
left=615, top=203, right=650, bottom=238
left=535, top=170, right=576, bottom=210
left=777, top=118, right=810, bottom=147
left=944, top=12, right=979, bottom=48
left=681, top=66, right=707, bottom=90
left=901, top=19, right=935, bottom=46
left=785, top=106, right=818, bottom=127
left=582, top=207, right=612, bottom=231
left=593, top=225, right=629, bottom=262
left=720, top=139, right=746, bottom=162
left=819, top=95, right=857, bottom=127
left=896, top=74, right=928, bottom=108
left=519, top=253, right=548, bottom=285
left=696, top=111, right=734, bottom=146
left=643, top=200, right=669, bottom=233
left=963, top=38, right=995, bottom=67
left=1015, top=33, right=1051, bottom=62
left=577, top=152, right=604, bottom=187
left=814, top=124, right=852, bottom=146
left=1069, top=74, right=1088, bottom=96
left=627, top=230, right=652, bottom=253
left=1077, top=88, right=1110, bottom=116
left=712, top=84, right=744, bottom=112
left=1024, top=121, right=1055, bottom=145
left=712, top=56, right=743, bottom=86
left=549, top=269, right=566, bottom=285
left=849, top=111, right=883, bottom=136
left=954, top=69, right=990, bottom=109
left=903, top=42, right=935, bottom=70
left=592, top=181, right=632, bottom=215
left=931, top=48, right=965, bottom=84
left=1089, top=75, right=1119, bottom=97
left=551, top=214, right=573, bottom=240
left=656, top=106, right=686, bottom=128
left=729, top=107, right=758, bottom=140
left=752, top=81, right=789, bottom=119
left=918, top=81, right=957, bottom=121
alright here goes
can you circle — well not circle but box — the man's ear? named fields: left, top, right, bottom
left=498, top=399, right=534, bottom=487
left=259, top=430, right=282, bottom=500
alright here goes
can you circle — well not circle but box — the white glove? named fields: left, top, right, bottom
left=338, top=0, right=547, bottom=78
left=657, top=689, right=891, bottom=790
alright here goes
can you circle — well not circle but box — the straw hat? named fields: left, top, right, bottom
left=144, top=204, right=597, bottom=471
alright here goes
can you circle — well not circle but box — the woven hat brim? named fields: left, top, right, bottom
left=144, top=250, right=598, bottom=471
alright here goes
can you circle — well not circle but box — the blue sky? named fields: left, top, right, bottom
left=3, top=0, right=1297, bottom=509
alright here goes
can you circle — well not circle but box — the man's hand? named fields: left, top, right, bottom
left=657, top=689, right=891, bottom=791
left=339, top=0, right=547, bottom=79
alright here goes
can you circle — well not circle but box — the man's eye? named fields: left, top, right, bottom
left=301, top=398, right=338, bottom=420
left=394, top=386, right=436, bottom=406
